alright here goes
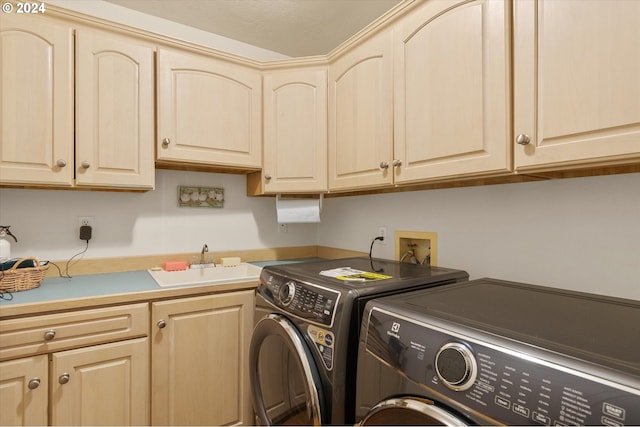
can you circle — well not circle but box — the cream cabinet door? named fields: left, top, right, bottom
left=50, top=338, right=149, bottom=426
left=0, top=14, right=74, bottom=186
left=157, top=48, right=262, bottom=170
left=514, top=0, right=640, bottom=171
left=260, top=67, right=327, bottom=193
left=75, top=29, right=155, bottom=189
left=0, top=355, right=48, bottom=426
left=328, top=30, right=394, bottom=191
left=394, top=0, right=511, bottom=183
left=151, top=291, right=254, bottom=426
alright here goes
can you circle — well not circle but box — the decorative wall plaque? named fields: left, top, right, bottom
left=178, top=186, right=224, bottom=208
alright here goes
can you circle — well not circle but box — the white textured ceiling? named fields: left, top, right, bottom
left=104, top=0, right=400, bottom=57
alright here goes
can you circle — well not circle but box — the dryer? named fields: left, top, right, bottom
left=355, top=278, right=640, bottom=425
left=249, top=257, right=468, bottom=425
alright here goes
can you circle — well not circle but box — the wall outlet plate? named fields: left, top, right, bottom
left=78, top=216, right=94, bottom=227
left=377, top=226, right=387, bottom=245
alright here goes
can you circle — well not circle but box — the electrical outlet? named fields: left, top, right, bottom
left=377, top=226, right=387, bottom=245
left=278, top=223, right=287, bottom=233
left=78, top=216, right=94, bottom=228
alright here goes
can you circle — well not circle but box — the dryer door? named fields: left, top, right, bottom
left=358, top=397, right=469, bottom=426
left=250, top=314, right=325, bottom=426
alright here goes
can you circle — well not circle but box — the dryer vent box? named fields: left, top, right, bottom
left=395, top=230, right=438, bottom=266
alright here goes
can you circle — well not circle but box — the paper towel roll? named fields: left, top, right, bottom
left=276, top=195, right=322, bottom=224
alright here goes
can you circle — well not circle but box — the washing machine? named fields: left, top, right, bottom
left=248, top=257, right=468, bottom=425
left=355, top=278, right=640, bottom=425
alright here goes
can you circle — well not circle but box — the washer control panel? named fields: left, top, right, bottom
left=258, top=271, right=340, bottom=327
left=365, top=308, right=640, bottom=426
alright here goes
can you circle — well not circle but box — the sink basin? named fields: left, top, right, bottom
left=148, top=263, right=262, bottom=287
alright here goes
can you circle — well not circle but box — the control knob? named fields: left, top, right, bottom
left=435, top=342, right=477, bottom=391
left=278, top=280, right=297, bottom=306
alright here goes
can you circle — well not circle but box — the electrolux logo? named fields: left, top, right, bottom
left=387, top=322, right=401, bottom=339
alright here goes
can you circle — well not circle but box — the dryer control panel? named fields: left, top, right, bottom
left=258, top=270, right=340, bottom=327
left=364, top=308, right=640, bottom=426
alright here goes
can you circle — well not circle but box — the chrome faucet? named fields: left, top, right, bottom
left=200, top=244, right=209, bottom=265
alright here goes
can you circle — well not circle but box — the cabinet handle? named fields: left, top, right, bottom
left=162, top=138, right=171, bottom=147
left=392, top=159, right=402, bottom=167
left=56, top=159, right=67, bottom=168
left=28, top=378, right=41, bottom=390
left=43, top=329, right=56, bottom=341
left=58, top=373, right=70, bottom=385
left=379, top=161, right=389, bottom=170
left=515, top=134, right=531, bottom=146
left=264, top=174, right=272, bottom=181
left=80, top=161, right=90, bottom=169
left=157, top=319, right=167, bottom=329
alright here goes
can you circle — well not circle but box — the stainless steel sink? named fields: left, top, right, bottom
left=148, top=263, right=262, bottom=287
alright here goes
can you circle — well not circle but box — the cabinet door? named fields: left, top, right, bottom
left=50, top=338, right=149, bottom=426
left=0, top=355, right=48, bottom=426
left=394, top=0, right=511, bottom=183
left=75, top=29, right=155, bottom=189
left=151, top=291, right=254, bottom=426
left=514, top=0, right=640, bottom=171
left=328, top=30, right=394, bottom=191
left=157, top=48, right=262, bottom=169
left=0, top=14, right=74, bottom=186
left=260, top=68, right=327, bottom=193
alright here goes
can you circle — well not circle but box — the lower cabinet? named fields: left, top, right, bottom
left=151, top=290, right=254, bottom=426
left=0, top=355, right=48, bottom=426
left=0, top=339, right=149, bottom=426
left=50, top=338, right=149, bottom=426
left=0, top=291, right=255, bottom=426
left=0, top=303, right=149, bottom=426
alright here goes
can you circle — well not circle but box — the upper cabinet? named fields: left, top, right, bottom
left=75, top=28, right=155, bottom=189
left=327, top=0, right=511, bottom=193
left=328, top=30, right=394, bottom=191
left=513, top=0, right=640, bottom=172
left=393, top=0, right=511, bottom=184
left=0, top=14, right=74, bottom=187
left=0, top=14, right=155, bottom=190
left=156, top=48, right=262, bottom=171
left=248, top=66, right=327, bottom=195
left=4, top=2, right=637, bottom=195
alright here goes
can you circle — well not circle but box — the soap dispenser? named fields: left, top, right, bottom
left=0, top=226, right=17, bottom=262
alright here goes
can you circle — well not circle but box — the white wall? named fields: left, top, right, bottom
left=0, top=170, right=317, bottom=260
left=319, top=173, right=640, bottom=300
left=1, top=172, right=638, bottom=300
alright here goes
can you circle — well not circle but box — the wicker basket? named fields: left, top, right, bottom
left=0, top=257, right=49, bottom=292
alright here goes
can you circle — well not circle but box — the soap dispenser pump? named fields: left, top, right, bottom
left=0, top=226, right=17, bottom=262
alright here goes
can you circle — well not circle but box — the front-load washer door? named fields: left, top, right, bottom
left=358, top=397, right=469, bottom=426
left=250, top=314, right=325, bottom=426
